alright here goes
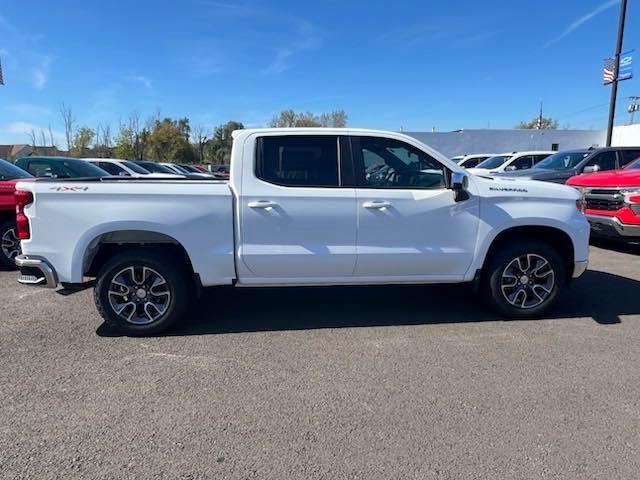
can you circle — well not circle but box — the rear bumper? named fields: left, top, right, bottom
left=15, top=254, right=58, bottom=288
left=586, top=214, right=640, bottom=238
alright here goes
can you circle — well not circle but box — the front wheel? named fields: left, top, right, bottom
left=94, top=249, right=189, bottom=335
left=483, top=240, right=565, bottom=318
left=0, top=220, right=20, bottom=269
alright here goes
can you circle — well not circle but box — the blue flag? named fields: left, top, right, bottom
left=619, top=51, right=633, bottom=81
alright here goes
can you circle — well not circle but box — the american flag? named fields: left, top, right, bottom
left=603, top=57, right=616, bottom=85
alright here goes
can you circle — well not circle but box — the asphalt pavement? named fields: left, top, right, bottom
left=1, top=240, right=640, bottom=479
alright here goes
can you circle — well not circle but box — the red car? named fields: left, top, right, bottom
left=567, top=157, right=640, bottom=240
left=0, top=159, right=33, bottom=268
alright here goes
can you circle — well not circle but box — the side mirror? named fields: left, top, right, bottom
left=505, top=165, right=517, bottom=172
left=451, top=171, right=470, bottom=202
left=583, top=165, right=600, bottom=174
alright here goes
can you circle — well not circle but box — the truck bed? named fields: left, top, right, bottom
left=16, top=177, right=236, bottom=286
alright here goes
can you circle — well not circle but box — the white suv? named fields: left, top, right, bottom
left=467, top=151, right=554, bottom=176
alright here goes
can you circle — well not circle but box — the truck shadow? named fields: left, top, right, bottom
left=97, top=270, right=640, bottom=337
left=591, top=238, right=640, bottom=255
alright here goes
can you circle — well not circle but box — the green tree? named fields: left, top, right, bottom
left=71, top=127, right=95, bottom=156
left=207, top=121, right=244, bottom=164
left=147, top=118, right=194, bottom=162
left=516, top=117, right=559, bottom=130
left=267, top=109, right=348, bottom=128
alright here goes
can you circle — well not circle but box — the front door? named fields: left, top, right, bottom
left=351, top=136, right=479, bottom=280
left=238, top=134, right=357, bottom=280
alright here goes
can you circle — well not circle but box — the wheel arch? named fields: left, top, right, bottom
left=82, top=230, right=197, bottom=284
left=479, top=225, right=575, bottom=285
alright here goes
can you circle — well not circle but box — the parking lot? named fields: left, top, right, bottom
left=0, top=241, right=639, bottom=479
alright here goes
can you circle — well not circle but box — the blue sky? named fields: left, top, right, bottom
left=1, top=0, right=639, bottom=144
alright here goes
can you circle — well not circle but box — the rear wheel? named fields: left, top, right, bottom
left=483, top=240, right=565, bottom=318
left=94, top=249, right=189, bottom=335
left=0, top=220, right=20, bottom=269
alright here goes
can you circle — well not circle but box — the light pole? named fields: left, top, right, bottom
left=606, top=0, right=629, bottom=146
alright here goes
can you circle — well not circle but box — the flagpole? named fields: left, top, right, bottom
left=606, top=0, right=628, bottom=146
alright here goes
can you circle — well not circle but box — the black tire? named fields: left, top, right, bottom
left=94, top=248, right=190, bottom=335
left=482, top=239, right=565, bottom=319
left=0, top=220, right=20, bottom=269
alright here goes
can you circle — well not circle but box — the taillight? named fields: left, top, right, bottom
left=15, top=190, right=34, bottom=240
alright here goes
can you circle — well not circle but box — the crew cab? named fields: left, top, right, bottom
left=0, top=159, right=32, bottom=268
left=14, top=129, right=590, bottom=335
left=567, top=157, right=640, bottom=239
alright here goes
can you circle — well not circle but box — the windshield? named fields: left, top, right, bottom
left=122, top=161, right=151, bottom=174
left=179, top=164, right=200, bottom=173
left=138, top=161, right=175, bottom=174
left=476, top=155, right=512, bottom=169
left=535, top=151, right=589, bottom=170
left=0, top=159, right=32, bottom=180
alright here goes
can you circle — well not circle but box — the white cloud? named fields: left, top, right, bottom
left=32, top=56, right=53, bottom=89
left=261, top=21, right=321, bottom=75
left=8, top=103, right=52, bottom=117
left=3, top=121, right=64, bottom=145
left=544, top=0, right=620, bottom=47
left=262, top=49, right=294, bottom=75
left=130, top=75, right=153, bottom=88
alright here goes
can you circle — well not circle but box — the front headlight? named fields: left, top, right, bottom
left=621, top=187, right=640, bottom=212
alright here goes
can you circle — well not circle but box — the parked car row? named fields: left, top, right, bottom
left=0, top=156, right=230, bottom=267
left=453, top=146, right=640, bottom=241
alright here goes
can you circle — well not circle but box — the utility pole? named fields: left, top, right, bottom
left=629, top=96, right=640, bottom=125
left=606, top=0, right=628, bottom=146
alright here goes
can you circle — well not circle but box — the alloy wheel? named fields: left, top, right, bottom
left=500, top=254, right=555, bottom=309
left=107, top=266, right=171, bottom=325
left=1, top=228, right=21, bottom=262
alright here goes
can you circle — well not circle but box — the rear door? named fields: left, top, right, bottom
left=351, top=135, right=479, bottom=280
left=238, top=134, right=357, bottom=280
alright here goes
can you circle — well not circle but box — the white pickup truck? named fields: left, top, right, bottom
left=15, top=128, right=590, bottom=334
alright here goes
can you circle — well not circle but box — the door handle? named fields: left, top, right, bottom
left=248, top=200, right=278, bottom=209
left=362, top=201, right=392, bottom=209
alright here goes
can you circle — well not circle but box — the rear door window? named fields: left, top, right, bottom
left=256, top=135, right=339, bottom=187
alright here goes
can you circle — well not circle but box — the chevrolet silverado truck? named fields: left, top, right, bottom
left=567, top=157, right=640, bottom=239
left=15, top=128, right=590, bottom=335
left=0, top=158, right=33, bottom=268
